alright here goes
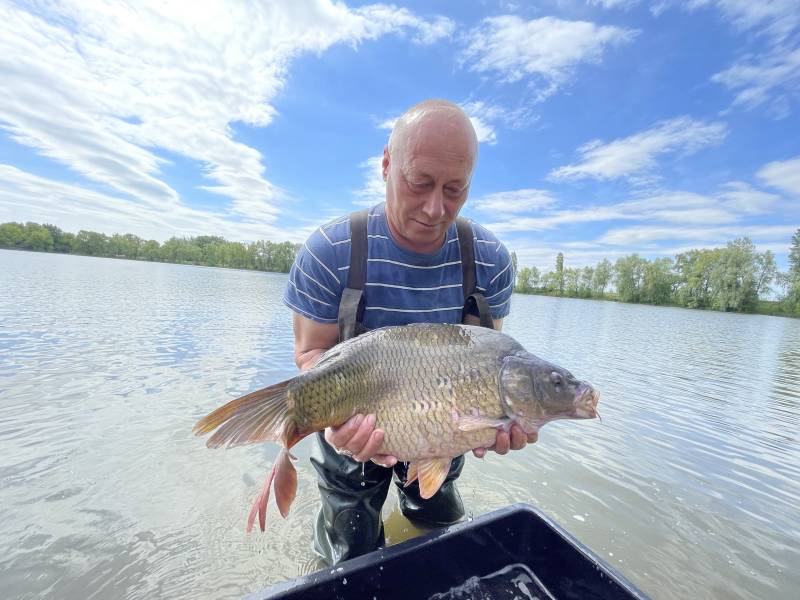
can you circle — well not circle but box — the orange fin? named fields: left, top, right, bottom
left=193, top=379, right=293, bottom=448
left=245, top=449, right=298, bottom=532
left=407, top=457, right=452, bottom=499
left=458, top=415, right=509, bottom=432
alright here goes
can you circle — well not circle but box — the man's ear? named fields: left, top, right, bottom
left=382, top=147, right=390, bottom=182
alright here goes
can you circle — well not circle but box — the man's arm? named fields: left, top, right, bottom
left=292, top=313, right=398, bottom=467
left=292, top=312, right=339, bottom=372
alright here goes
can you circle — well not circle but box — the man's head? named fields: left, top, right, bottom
left=382, top=99, right=478, bottom=254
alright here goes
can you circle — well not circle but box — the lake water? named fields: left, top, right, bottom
left=1, top=249, right=798, bottom=599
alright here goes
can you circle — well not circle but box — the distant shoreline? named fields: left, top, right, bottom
left=0, top=246, right=293, bottom=276
left=512, top=287, right=799, bottom=319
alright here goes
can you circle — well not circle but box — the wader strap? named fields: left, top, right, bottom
left=456, top=217, right=494, bottom=330
left=337, top=208, right=370, bottom=342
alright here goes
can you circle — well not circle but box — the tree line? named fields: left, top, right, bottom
left=0, top=221, right=300, bottom=273
left=512, top=231, right=800, bottom=316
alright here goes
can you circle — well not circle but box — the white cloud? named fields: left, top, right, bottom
left=0, top=1, right=451, bottom=236
left=485, top=180, right=786, bottom=235
left=353, top=155, right=385, bottom=206
left=712, top=47, right=800, bottom=118
left=460, top=16, right=636, bottom=98
left=549, top=117, right=728, bottom=181
left=685, top=0, right=800, bottom=41
left=472, top=189, right=557, bottom=213
left=716, top=181, right=782, bottom=213
left=588, top=0, right=639, bottom=8
left=0, top=164, right=299, bottom=243
left=597, top=223, right=797, bottom=245
left=757, top=155, right=800, bottom=197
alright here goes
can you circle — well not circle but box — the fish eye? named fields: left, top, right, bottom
left=550, top=371, right=563, bottom=386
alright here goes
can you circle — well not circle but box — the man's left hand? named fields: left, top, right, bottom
left=472, top=424, right=538, bottom=458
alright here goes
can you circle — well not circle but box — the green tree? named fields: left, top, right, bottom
left=614, top=254, right=647, bottom=303
left=783, top=229, right=800, bottom=312
left=0, top=222, right=25, bottom=247
left=674, top=249, right=718, bottom=308
left=754, top=250, right=777, bottom=298
left=141, top=239, right=161, bottom=261
left=541, top=270, right=559, bottom=293
left=641, top=258, right=675, bottom=305
left=592, top=259, right=612, bottom=296
left=563, top=267, right=580, bottom=296
left=43, top=224, right=75, bottom=253
left=515, top=266, right=539, bottom=293
left=23, top=222, right=54, bottom=251
left=579, top=266, right=594, bottom=298
left=75, top=230, right=110, bottom=256
left=555, top=252, right=564, bottom=296
left=710, top=238, right=758, bottom=312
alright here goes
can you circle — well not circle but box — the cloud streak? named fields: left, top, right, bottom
left=460, top=15, right=636, bottom=99
left=549, top=117, right=728, bottom=182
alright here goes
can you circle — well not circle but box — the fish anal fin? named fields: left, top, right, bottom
left=412, top=457, right=452, bottom=499
left=458, top=415, right=509, bottom=432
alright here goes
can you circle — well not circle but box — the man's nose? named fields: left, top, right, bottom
left=420, top=188, right=445, bottom=221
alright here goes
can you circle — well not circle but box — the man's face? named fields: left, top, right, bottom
left=383, top=117, right=475, bottom=254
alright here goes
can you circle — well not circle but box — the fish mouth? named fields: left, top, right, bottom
left=572, top=384, right=599, bottom=419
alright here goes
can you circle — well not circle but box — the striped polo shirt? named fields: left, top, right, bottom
left=283, top=202, right=515, bottom=329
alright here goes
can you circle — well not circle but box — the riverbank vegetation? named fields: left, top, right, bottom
left=512, top=231, right=800, bottom=317
left=0, top=221, right=299, bottom=273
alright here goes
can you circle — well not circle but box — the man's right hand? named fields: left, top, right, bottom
left=324, top=413, right=398, bottom=468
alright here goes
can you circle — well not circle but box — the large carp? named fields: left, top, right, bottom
left=194, top=323, right=599, bottom=532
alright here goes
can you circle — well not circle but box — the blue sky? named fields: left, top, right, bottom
left=0, top=0, right=798, bottom=271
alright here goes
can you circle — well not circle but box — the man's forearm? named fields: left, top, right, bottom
left=295, top=348, right=328, bottom=372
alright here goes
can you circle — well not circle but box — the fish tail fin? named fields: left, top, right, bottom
left=193, top=379, right=294, bottom=448
left=246, top=448, right=298, bottom=533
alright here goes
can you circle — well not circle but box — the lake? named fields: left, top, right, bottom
left=1, top=249, right=798, bottom=599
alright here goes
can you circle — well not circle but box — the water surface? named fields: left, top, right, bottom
left=1, top=250, right=798, bottom=599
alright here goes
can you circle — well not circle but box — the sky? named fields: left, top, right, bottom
left=1, top=0, right=798, bottom=272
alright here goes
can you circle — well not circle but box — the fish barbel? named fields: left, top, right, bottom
left=193, top=323, right=599, bottom=532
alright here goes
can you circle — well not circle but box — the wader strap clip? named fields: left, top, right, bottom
left=338, top=208, right=369, bottom=342
left=456, top=217, right=494, bottom=330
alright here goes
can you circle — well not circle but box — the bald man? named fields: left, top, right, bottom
left=283, top=99, right=531, bottom=565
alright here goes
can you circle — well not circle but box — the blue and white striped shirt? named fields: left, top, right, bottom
left=283, top=203, right=515, bottom=329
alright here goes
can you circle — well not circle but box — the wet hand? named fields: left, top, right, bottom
left=325, top=413, right=398, bottom=468
left=472, top=424, right=538, bottom=458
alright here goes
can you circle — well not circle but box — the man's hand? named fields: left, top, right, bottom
left=324, top=413, right=398, bottom=468
left=472, top=424, right=538, bottom=458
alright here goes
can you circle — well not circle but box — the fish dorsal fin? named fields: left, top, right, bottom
left=405, top=457, right=452, bottom=499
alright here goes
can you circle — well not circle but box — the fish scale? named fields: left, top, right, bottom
left=286, top=324, right=519, bottom=460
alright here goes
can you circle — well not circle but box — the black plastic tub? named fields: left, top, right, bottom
left=249, top=503, right=650, bottom=599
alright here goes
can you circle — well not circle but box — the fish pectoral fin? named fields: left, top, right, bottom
left=457, top=415, right=509, bottom=432
left=408, top=457, right=452, bottom=499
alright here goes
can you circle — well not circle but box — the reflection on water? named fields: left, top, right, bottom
left=1, top=250, right=799, bottom=599
left=428, top=563, right=554, bottom=600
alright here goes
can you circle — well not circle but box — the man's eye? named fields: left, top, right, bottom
left=444, top=187, right=463, bottom=197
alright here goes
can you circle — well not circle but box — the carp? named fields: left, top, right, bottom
left=193, top=323, right=598, bottom=532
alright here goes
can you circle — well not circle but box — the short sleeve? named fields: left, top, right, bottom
left=282, top=227, right=344, bottom=323
left=473, top=224, right=514, bottom=320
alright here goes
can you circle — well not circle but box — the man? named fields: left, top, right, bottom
left=282, top=99, right=535, bottom=565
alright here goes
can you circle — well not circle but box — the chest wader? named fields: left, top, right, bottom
left=309, top=209, right=495, bottom=566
